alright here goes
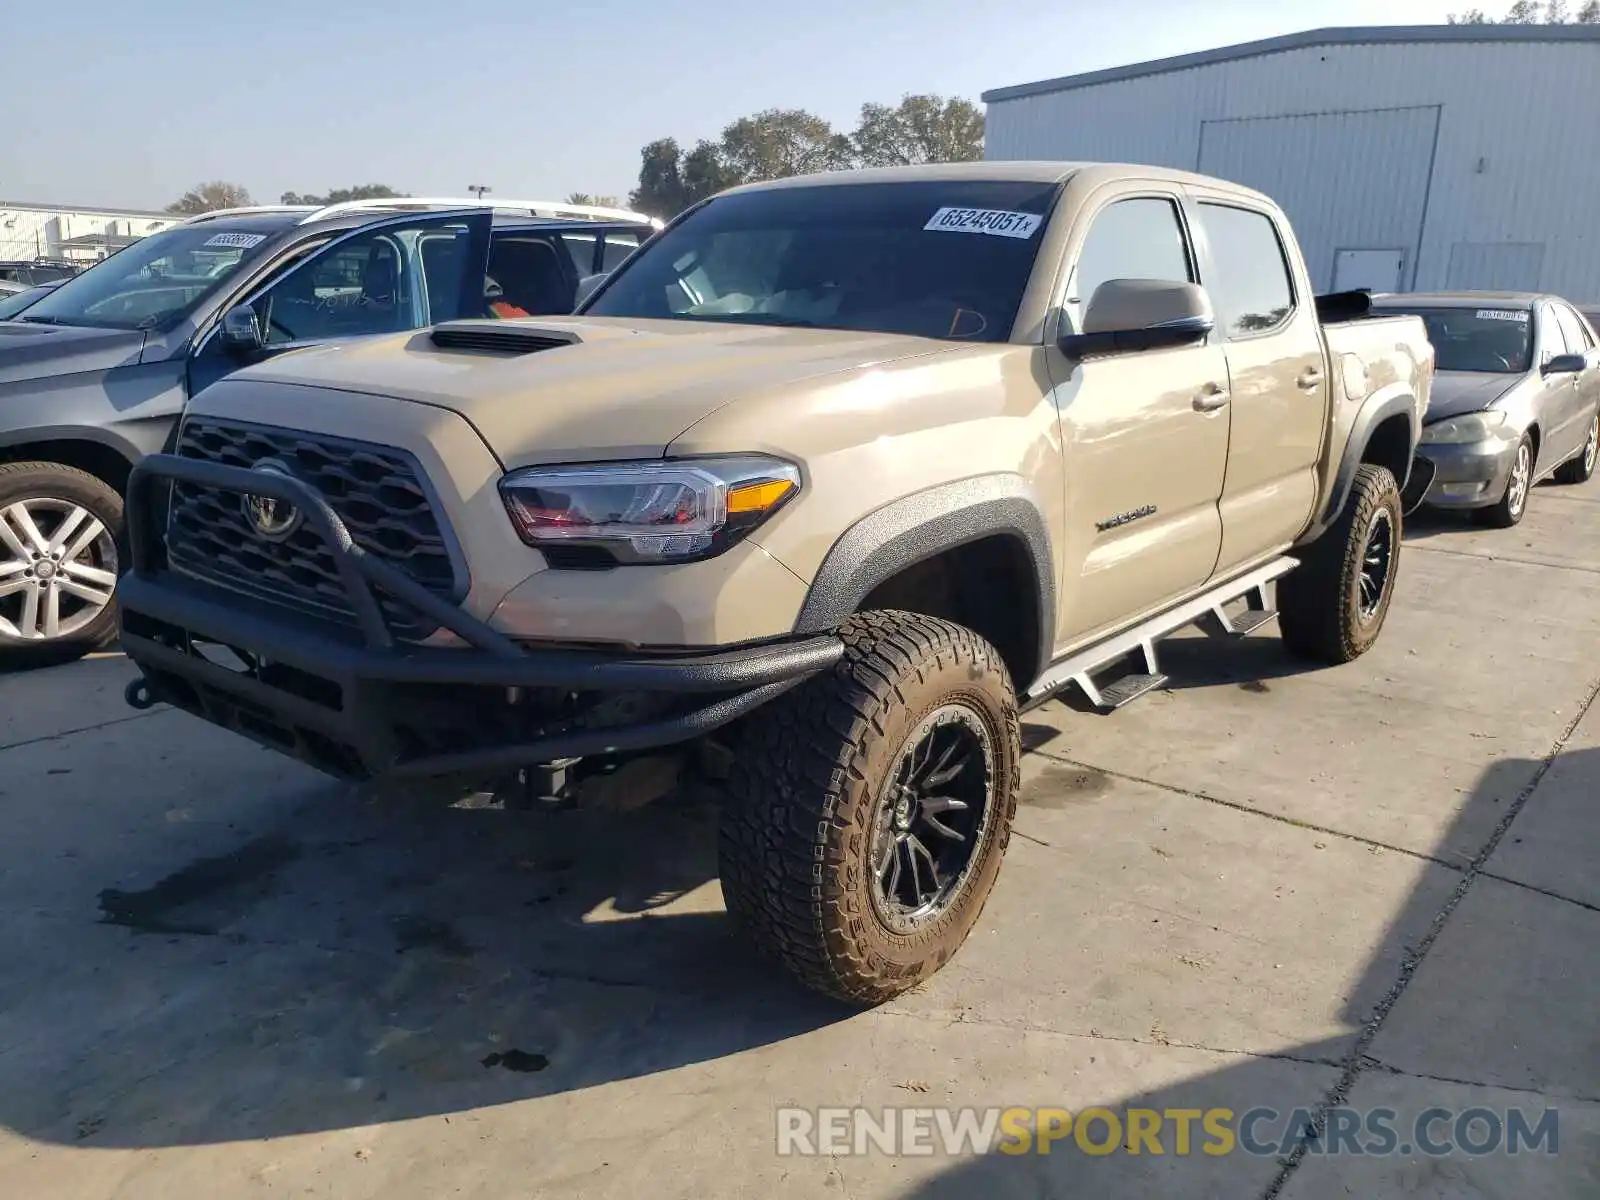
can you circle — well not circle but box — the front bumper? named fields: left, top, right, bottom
left=119, top=454, right=842, bottom=782
left=1415, top=434, right=1519, bottom=510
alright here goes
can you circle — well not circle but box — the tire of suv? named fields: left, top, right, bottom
left=1474, top=433, right=1535, bottom=529
left=1277, top=463, right=1402, bottom=666
left=717, top=610, right=1020, bottom=1005
left=1553, top=412, right=1598, bottom=486
left=0, top=461, right=124, bottom=668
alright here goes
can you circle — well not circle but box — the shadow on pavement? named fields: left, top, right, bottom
left=903, top=748, right=1599, bottom=1199
left=0, top=764, right=851, bottom=1149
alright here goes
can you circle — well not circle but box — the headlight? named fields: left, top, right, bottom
left=499, top=456, right=801, bottom=565
left=1421, top=410, right=1509, bottom=445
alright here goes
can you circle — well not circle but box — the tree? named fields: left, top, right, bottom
left=279, top=184, right=405, bottom=206
left=852, top=94, right=985, bottom=167
left=166, top=181, right=253, bottom=215
left=1449, top=0, right=1598, bottom=18
left=717, top=109, right=854, bottom=182
left=565, top=193, right=621, bottom=208
left=628, top=138, right=688, bottom=219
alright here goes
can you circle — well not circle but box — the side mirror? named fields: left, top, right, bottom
left=219, top=304, right=263, bottom=356
left=1543, top=353, right=1586, bottom=376
left=1058, top=279, right=1214, bottom=358
left=573, top=273, right=609, bottom=308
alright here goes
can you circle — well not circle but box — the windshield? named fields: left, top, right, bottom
left=16, top=225, right=279, bottom=331
left=583, top=180, right=1060, bottom=342
left=1380, top=305, right=1534, bottom=374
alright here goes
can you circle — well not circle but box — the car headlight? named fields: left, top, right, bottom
left=499, top=456, right=801, bottom=565
left=1421, top=410, right=1509, bottom=445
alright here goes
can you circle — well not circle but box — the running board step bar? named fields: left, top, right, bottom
left=1024, top=556, right=1299, bottom=714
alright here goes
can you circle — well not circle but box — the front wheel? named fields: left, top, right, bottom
left=717, top=611, right=1020, bottom=1005
left=1474, top=433, right=1534, bottom=528
left=1277, top=464, right=1402, bottom=665
left=0, top=462, right=124, bottom=669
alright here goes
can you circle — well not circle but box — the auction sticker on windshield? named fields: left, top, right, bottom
left=204, top=233, right=268, bottom=250
left=924, top=208, right=1042, bottom=239
left=1476, top=309, right=1529, bottom=322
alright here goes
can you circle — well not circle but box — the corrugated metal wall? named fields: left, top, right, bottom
left=984, top=39, right=1600, bottom=302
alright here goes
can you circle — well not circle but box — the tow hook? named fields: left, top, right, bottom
left=124, top=677, right=156, bottom=711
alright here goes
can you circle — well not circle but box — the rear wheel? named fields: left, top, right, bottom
left=1553, top=412, right=1598, bottom=485
left=1475, top=433, right=1534, bottom=528
left=717, top=611, right=1020, bottom=1005
left=1277, top=464, right=1401, bottom=665
left=0, top=462, right=123, bottom=669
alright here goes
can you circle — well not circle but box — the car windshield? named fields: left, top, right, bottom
left=583, top=180, right=1060, bottom=342
left=1380, top=305, right=1534, bottom=374
left=15, top=225, right=279, bottom=331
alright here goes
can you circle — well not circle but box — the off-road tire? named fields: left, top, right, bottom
left=1277, top=464, right=1402, bottom=665
left=0, top=461, right=124, bottom=669
left=1553, top=411, right=1598, bottom=485
left=1474, top=433, right=1534, bottom=528
left=717, top=610, right=1020, bottom=1005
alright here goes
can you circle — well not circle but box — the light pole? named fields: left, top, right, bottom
left=468, top=184, right=492, bottom=200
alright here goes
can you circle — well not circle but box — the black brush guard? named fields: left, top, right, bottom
left=119, top=454, right=843, bottom=781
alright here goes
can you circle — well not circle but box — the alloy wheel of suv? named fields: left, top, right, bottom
left=0, top=463, right=124, bottom=666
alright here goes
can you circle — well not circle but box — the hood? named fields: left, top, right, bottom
left=0, top=321, right=147, bottom=386
left=1425, top=370, right=1523, bottom=422
left=225, top=317, right=959, bottom=463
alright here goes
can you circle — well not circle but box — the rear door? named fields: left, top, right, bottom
left=186, top=210, right=492, bottom=395
left=1190, top=195, right=1328, bottom=575
left=1551, top=301, right=1600, bottom=458
left=1045, top=187, right=1232, bottom=645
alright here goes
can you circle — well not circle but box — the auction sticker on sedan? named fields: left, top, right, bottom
left=924, top=207, right=1042, bottom=239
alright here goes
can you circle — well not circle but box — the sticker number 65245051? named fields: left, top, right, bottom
left=923, top=207, right=1043, bottom=239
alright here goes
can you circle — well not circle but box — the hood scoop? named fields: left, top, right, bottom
left=429, top=320, right=583, bottom=356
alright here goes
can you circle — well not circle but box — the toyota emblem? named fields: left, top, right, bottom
left=241, top=459, right=303, bottom=542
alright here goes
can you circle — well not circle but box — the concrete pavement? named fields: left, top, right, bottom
left=1, top=476, right=1596, bottom=1198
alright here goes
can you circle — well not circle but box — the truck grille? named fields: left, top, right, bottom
left=167, top=419, right=463, bottom=640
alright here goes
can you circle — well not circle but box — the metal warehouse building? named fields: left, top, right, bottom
left=982, top=24, right=1600, bottom=303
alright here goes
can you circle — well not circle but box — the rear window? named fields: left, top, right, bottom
left=584, top=180, right=1060, bottom=342
left=1378, top=306, right=1533, bottom=374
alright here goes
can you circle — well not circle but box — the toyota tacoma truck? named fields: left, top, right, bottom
left=116, top=163, right=1433, bottom=1004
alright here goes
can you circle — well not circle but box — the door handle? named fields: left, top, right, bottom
left=1193, top=384, right=1229, bottom=412
left=1297, top=367, right=1324, bottom=392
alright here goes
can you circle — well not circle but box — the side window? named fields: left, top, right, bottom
left=253, top=228, right=411, bottom=346
left=1541, top=306, right=1570, bottom=361
left=1071, top=197, right=1193, bottom=311
left=560, top=234, right=599, bottom=276
left=602, top=233, right=640, bottom=272
left=1553, top=304, right=1592, bottom=355
left=1196, top=203, right=1295, bottom=337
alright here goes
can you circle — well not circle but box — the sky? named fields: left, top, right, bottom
left=4, top=0, right=1470, bottom=214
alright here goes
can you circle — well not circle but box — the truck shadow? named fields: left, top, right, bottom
left=903, top=748, right=1597, bottom=1198
left=0, top=764, right=851, bottom=1149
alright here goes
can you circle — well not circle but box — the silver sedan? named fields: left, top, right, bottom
left=1371, top=292, right=1600, bottom=527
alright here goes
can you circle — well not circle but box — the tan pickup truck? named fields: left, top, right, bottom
left=117, top=162, right=1434, bottom=1003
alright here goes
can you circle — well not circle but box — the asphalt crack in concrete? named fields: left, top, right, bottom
left=1026, top=747, right=1467, bottom=870
left=0, top=707, right=168, bottom=755
left=1258, top=670, right=1600, bottom=1199
left=1358, top=1056, right=1600, bottom=1106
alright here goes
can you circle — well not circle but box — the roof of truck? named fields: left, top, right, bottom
left=725, top=160, right=1271, bottom=200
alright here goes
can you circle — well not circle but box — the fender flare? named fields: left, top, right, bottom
left=0, top=423, right=144, bottom=474
left=791, top=473, right=1056, bottom=681
left=1299, top=385, right=1420, bottom=545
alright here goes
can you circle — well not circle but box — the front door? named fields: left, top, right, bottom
left=186, top=210, right=493, bottom=397
left=1045, top=191, right=1231, bottom=648
left=1550, top=302, right=1600, bottom=463
left=1195, top=199, right=1329, bottom=574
